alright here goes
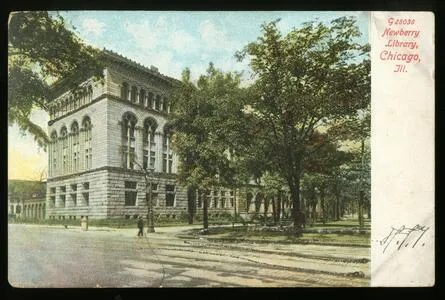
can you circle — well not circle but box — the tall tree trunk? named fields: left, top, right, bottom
left=276, top=192, right=281, bottom=223
left=335, top=193, right=340, bottom=221
left=288, top=176, right=302, bottom=236
left=271, top=196, right=277, bottom=224
left=320, top=187, right=326, bottom=225
left=187, top=186, right=196, bottom=224
left=359, top=138, right=365, bottom=227
left=367, top=202, right=371, bottom=219
left=264, top=196, right=269, bottom=225
left=358, top=191, right=364, bottom=227
left=312, top=202, right=317, bottom=225
left=203, top=190, right=209, bottom=232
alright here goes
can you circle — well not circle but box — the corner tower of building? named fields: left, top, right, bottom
left=45, top=50, right=185, bottom=219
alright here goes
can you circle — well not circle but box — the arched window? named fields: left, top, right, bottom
left=139, top=89, right=146, bottom=106
left=50, top=131, right=58, bottom=177
left=155, top=95, right=161, bottom=110
left=162, top=97, right=168, bottom=112
left=87, top=85, right=93, bottom=102
left=121, top=82, right=129, bottom=100
left=83, top=116, right=92, bottom=170
left=143, top=117, right=158, bottom=170
left=71, top=121, right=80, bottom=172
left=82, top=87, right=87, bottom=105
left=147, top=92, right=154, bottom=109
left=122, top=113, right=137, bottom=169
left=60, top=126, right=68, bottom=174
left=131, top=86, right=138, bottom=103
left=69, top=96, right=73, bottom=111
left=74, top=91, right=80, bottom=109
left=162, top=124, right=173, bottom=173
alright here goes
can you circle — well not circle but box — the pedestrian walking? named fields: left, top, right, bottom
left=137, top=215, right=144, bottom=237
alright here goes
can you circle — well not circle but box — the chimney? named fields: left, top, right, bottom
left=150, top=65, right=159, bottom=73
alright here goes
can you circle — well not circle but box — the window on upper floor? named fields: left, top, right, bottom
left=131, top=86, right=138, bottom=103
left=121, top=82, right=129, bottom=101
left=122, top=112, right=137, bottom=169
left=82, top=116, right=92, bottom=170
left=140, top=89, right=146, bottom=106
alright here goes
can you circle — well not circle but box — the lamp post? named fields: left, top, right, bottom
left=146, top=167, right=155, bottom=233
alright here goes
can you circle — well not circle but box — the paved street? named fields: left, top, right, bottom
left=8, top=224, right=369, bottom=287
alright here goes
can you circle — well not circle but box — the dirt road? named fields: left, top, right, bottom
left=8, top=224, right=369, bottom=287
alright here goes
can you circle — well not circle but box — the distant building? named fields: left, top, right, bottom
left=8, top=180, right=46, bottom=219
left=45, top=50, right=239, bottom=220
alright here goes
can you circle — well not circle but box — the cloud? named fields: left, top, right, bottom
left=81, top=18, right=105, bottom=36
left=126, top=49, right=184, bottom=80
left=125, top=21, right=158, bottom=50
left=198, top=20, right=227, bottom=51
left=171, top=30, right=198, bottom=53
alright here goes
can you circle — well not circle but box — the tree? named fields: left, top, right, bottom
left=236, top=17, right=370, bottom=235
left=170, top=64, right=246, bottom=232
left=328, top=105, right=371, bottom=226
left=263, top=172, right=287, bottom=224
left=8, top=11, right=103, bottom=150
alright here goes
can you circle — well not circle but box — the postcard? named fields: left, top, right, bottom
left=7, top=11, right=434, bottom=287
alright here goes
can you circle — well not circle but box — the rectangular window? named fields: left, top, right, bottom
left=125, top=181, right=137, bottom=189
left=125, top=191, right=137, bottom=206
left=162, top=154, right=167, bottom=172
left=162, top=136, right=167, bottom=150
left=50, top=187, right=56, bottom=194
left=83, top=192, right=89, bottom=206
left=60, top=195, right=66, bottom=207
left=221, top=198, right=225, bottom=208
left=50, top=196, right=55, bottom=208
left=71, top=194, right=77, bottom=206
left=165, top=184, right=175, bottom=207
left=124, top=181, right=137, bottom=206
left=71, top=184, right=77, bottom=192
left=168, top=154, right=173, bottom=173
left=83, top=182, right=89, bottom=190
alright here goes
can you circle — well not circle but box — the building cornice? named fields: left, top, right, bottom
left=48, top=94, right=170, bottom=126
left=47, top=166, right=177, bottom=183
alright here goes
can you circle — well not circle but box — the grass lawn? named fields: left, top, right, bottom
left=181, top=225, right=370, bottom=247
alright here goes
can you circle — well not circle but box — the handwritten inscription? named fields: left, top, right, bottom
left=379, top=17, right=421, bottom=72
left=380, top=224, right=430, bottom=254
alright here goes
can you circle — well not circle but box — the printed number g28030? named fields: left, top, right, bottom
left=388, top=18, right=415, bottom=26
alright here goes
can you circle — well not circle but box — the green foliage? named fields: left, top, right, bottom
left=235, top=17, right=370, bottom=230
left=170, top=63, right=247, bottom=190
left=8, top=11, right=103, bottom=150
left=8, top=179, right=46, bottom=196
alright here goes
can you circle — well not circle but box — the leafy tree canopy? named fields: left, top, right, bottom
left=8, top=11, right=103, bottom=150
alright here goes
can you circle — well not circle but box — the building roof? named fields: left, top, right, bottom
left=50, top=48, right=181, bottom=98
left=8, top=180, right=46, bottom=199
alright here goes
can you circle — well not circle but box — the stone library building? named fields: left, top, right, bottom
left=45, top=50, right=240, bottom=221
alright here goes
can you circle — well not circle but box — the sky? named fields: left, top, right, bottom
left=8, top=11, right=369, bottom=180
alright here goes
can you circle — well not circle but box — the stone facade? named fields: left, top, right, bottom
left=45, top=50, right=238, bottom=220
